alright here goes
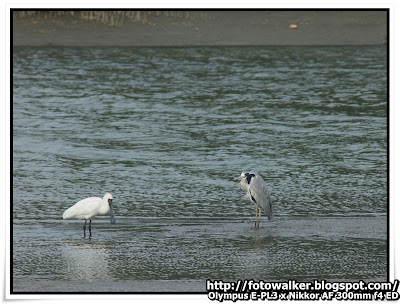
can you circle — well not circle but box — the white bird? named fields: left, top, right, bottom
left=63, top=193, right=116, bottom=238
left=235, top=171, right=273, bottom=229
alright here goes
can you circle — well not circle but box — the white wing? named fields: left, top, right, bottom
left=63, top=197, right=103, bottom=220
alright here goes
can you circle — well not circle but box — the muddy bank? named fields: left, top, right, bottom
left=12, top=10, right=387, bottom=47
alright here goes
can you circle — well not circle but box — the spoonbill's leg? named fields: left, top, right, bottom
left=83, top=220, right=87, bottom=238
left=89, top=220, right=92, bottom=239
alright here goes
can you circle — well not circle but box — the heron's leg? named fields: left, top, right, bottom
left=89, top=220, right=92, bottom=239
left=83, top=220, right=87, bottom=238
left=254, top=205, right=258, bottom=228
left=257, top=207, right=262, bottom=229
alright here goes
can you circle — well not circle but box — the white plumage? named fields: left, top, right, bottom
left=63, top=193, right=116, bottom=238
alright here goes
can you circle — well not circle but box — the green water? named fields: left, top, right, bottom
left=12, top=46, right=387, bottom=292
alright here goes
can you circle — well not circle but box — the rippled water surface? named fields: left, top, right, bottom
left=13, top=46, right=387, bottom=292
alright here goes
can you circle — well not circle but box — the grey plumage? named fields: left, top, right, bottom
left=235, top=171, right=273, bottom=229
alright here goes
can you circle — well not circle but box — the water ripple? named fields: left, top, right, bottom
left=13, top=46, right=387, bottom=286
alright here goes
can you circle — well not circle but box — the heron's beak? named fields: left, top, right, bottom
left=109, top=201, right=116, bottom=224
left=233, top=175, right=242, bottom=181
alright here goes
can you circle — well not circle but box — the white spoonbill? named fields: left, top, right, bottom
left=63, top=193, right=116, bottom=238
left=235, top=171, right=273, bottom=229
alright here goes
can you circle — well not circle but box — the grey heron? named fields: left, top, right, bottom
left=235, top=171, right=273, bottom=229
left=63, top=193, right=116, bottom=238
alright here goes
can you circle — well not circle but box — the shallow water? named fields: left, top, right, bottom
left=12, top=46, right=387, bottom=292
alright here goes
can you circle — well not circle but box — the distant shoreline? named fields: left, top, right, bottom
left=12, top=11, right=387, bottom=47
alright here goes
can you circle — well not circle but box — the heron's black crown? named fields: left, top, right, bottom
left=244, top=172, right=255, bottom=184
